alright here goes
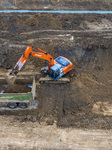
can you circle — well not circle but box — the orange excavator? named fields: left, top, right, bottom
left=6, top=46, right=73, bottom=84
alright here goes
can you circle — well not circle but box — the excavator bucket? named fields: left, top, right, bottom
left=5, top=73, right=17, bottom=85
left=4, top=46, right=32, bottom=85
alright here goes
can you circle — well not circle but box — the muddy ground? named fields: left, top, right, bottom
left=0, top=0, right=112, bottom=10
left=0, top=13, right=112, bottom=130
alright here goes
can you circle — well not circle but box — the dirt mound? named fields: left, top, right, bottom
left=35, top=69, right=112, bottom=129
left=4, top=84, right=31, bottom=93
left=0, top=0, right=112, bottom=10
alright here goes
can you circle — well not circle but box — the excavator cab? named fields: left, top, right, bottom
left=49, top=63, right=63, bottom=80
left=49, top=56, right=71, bottom=80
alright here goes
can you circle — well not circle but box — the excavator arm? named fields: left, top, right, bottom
left=9, top=46, right=54, bottom=76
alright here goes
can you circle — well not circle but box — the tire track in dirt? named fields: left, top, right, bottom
left=0, top=116, right=112, bottom=150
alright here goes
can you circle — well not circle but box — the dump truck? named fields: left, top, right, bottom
left=0, top=77, right=36, bottom=109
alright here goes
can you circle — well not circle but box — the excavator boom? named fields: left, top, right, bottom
left=9, top=46, right=54, bottom=76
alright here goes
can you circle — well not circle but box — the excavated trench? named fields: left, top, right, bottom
left=0, top=13, right=112, bottom=129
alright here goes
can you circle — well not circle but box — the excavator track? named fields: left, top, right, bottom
left=39, top=76, right=70, bottom=84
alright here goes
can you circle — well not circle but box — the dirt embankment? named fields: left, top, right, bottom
left=0, top=0, right=112, bottom=10
left=0, top=115, right=112, bottom=150
left=0, top=13, right=112, bottom=69
left=0, top=13, right=112, bottom=129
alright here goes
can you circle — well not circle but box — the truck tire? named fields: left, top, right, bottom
left=7, top=102, right=17, bottom=109
left=18, top=102, right=28, bottom=108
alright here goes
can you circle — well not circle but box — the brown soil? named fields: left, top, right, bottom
left=4, top=84, right=31, bottom=93
left=36, top=70, right=112, bottom=129
left=0, top=2, right=112, bottom=149
left=0, top=116, right=112, bottom=150
left=0, top=12, right=112, bottom=130
left=0, top=0, right=112, bottom=10
left=0, top=13, right=112, bottom=68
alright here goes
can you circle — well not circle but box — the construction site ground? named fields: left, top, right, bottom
left=0, top=115, right=112, bottom=150
left=0, top=0, right=112, bottom=10
left=0, top=1, right=112, bottom=149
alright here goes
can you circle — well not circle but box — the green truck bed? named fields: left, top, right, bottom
left=0, top=92, right=33, bottom=103
left=0, top=78, right=36, bottom=106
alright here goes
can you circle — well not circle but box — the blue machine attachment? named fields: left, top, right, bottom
left=49, top=56, right=71, bottom=80
left=49, top=63, right=63, bottom=80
